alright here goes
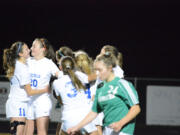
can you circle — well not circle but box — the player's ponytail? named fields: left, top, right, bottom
left=117, top=52, right=123, bottom=68
left=102, top=45, right=119, bottom=58
left=61, top=56, right=86, bottom=91
left=3, top=41, right=24, bottom=79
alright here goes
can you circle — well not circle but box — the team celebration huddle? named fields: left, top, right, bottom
left=3, top=38, right=141, bottom=135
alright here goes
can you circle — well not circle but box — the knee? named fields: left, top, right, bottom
left=10, top=121, right=25, bottom=135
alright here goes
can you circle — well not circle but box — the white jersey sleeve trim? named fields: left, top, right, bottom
left=119, top=79, right=139, bottom=105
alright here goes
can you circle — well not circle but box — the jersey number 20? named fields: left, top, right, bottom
left=31, top=79, right=38, bottom=87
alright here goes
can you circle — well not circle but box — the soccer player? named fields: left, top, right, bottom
left=3, top=41, right=49, bottom=135
left=67, top=53, right=141, bottom=135
left=25, top=38, right=61, bottom=135
left=52, top=56, right=98, bottom=135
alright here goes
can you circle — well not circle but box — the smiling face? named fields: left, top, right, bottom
left=31, top=39, right=45, bottom=58
left=19, top=44, right=30, bottom=59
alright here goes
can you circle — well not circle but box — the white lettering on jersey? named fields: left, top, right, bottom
left=98, top=85, right=118, bottom=102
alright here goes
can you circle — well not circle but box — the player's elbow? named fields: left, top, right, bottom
left=136, top=104, right=141, bottom=115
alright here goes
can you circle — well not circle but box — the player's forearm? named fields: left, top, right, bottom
left=76, top=111, right=98, bottom=130
left=25, top=84, right=48, bottom=96
left=119, top=104, right=141, bottom=126
left=28, top=89, right=47, bottom=96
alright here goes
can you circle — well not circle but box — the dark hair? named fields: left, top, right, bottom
left=35, top=38, right=56, bottom=62
left=56, top=46, right=74, bottom=62
left=102, top=45, right=124, bottom=68
left=3, top=41, right=25, bottom=79
left=102, top=45, right=119, bottom=58
left=61, top=56, right=86, bottom=91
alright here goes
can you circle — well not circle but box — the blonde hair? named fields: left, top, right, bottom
left=75, top=50, right=93, bottom=75
left=95, top=53, right=116, bottom=68
left=117, top=52, right=123, bottom=68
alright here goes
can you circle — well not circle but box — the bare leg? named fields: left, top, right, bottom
left=23, top=119, right=27, bottom=135
left=36, top=116, right=49, bottom=135
left=96, top=125, right=103, bottom=135
left=10, top=117, right=26, bottom=135
left=24, top=119, right=34, bottom=135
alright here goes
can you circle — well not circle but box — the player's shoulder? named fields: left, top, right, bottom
left=55, top=75, right=70, bottom=83
left=39, top=58, right=56, bottom=67
left=75, top=71, right=88, bottom=83
left=42, top=57, right=52, bottom=63
left=52, top=78, right=65, bottom=89
left=53, top=79, right=60, bottom=86
left=75, top=71, right=87, bottom=77
left=118, top=78, right=132, bottom=86
left=15, top=60, right=28, bottom=72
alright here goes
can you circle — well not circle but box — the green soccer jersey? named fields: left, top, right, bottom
left=92, top=77, right=139, bottom=135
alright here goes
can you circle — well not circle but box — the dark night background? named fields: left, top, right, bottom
left=0, top=1, right=180, bottom=134
left=0, top=0, right=180, bottom=79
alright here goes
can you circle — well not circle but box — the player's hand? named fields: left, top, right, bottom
left=109, top=121, right=123, bottom=132
left=67, top=126, right=79, bottom=135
